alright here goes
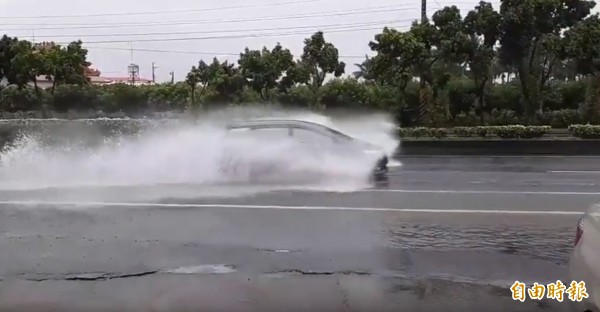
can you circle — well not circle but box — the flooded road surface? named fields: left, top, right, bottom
left=1, top=156, right=599, bottom=311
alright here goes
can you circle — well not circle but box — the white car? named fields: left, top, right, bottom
left=569, top=203, right=600, bottom=312
left=220, top=119, right=390, bottom=184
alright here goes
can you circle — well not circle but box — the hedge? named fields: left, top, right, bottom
left=0, top=78, right=595, bottom=128
left=568, top=124, right=600, bottom=139
left=399, top=125, right=559, bottom=139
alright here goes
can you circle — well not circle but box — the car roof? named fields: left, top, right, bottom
left=225, top=119, right=355, bottom=141
left=226, top=119, right=325, bottom=129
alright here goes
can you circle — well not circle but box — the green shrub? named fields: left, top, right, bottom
left=145, top=82, right=188, bottom=112
left=398, top=127, right=448, bottom=139
left=319, top=78, right=372, bottom=109
left=568, top=124, right=600, bottom=139
left=452, top=126, right=491, bottom=137
left=276, top=85, right=312, bottom=107
left=536, top=109, right=582, bottom=128
left=475, top=126, right=490, bottom=137
left=397, top=127, right=411, bottom=138
left=98, top=84, right=149, bottom=114
left=488, top=109, right=522, bottom=126
left=560, top=80, right=587, bottom=110
left=51, top=84, right=101, bottom=112
left=0, top=76, right=596, bottom=122
left=491, top=125, right=551, bottom=138
left=0, top=85, right=42, bottom=112
left=452, top=110, right=481, bottom=127
left=402, top=125, right=550, bottom=139
left=447, top=78, right=476, bottom=116
left=487, top=83, right=522, bottom=113
left=453, top=126, right=476, bottom=137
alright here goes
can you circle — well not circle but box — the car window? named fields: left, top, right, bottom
left=253, top=127, right=290, bottom=139
left=230, top=127, right=290, bottom=143
left=291, top=127, right=334, bottom=145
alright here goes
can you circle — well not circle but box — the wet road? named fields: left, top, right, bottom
left=1, top=156, right=600, bottom=311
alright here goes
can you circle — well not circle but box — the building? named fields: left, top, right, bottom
left=84, top=66, right=154, bottom=86
left=31, top=65, right=154, bottom=89
left=29, top=42, right=154, bottom=88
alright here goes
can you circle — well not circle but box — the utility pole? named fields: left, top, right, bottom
left=169, top=71, right=175, bottom=84
left=130, top=42, right=134, bottom=62
left=152, top=62, right=157, bottom=83
left=421, top=0, right=427, bottom=22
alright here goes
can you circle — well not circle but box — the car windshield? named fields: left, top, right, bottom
left=303, top=123, right=355, bottom=142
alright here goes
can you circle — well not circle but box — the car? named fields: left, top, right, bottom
left=568, top=203, right=600, bottom=312
left=221, top=119, right=389, bottom=184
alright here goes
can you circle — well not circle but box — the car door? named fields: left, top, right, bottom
left=289, top=126, right=337, bottom=157
left=571, top=206, right=600, bottom=310
left=221, top=125, right=291, bottom=179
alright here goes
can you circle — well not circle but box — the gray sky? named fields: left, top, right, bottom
left=1, top=0, right=592, bottom=82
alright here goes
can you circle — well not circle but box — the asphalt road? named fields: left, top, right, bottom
left=1, top=156, right=599, bottom=312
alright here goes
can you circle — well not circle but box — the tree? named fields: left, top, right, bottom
left=369, top=27, right=426, bottom=120
left=186, top=58, right=247, bottom=105
left=238, top=43, right=294, bottom=101
left=403, top=19, right=442, bottom=125
left=430, top=6, right=471, bottom=120
left=43, top=41, right=91, bottom=94
left=189, top=59, right=211, bottom=99
left=462, top=1, right=502, bottom=121
left=0, top=35, right=19, bottom=84
left=9, top=40, right=45, bottom=92
left=185, top=65, right=201, bottom=107
left=290, top=31, right=346, bottom=93
left=563, top=13, right=600, bottom=120
left=498, top=0, right=596, bottom=122
left=208, top=60, right=246, bottom=102
left=352, top=56, right=377, bottom=81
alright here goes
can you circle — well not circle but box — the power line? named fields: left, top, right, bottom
left=26, top=19, right=413, bottom=39
left=0, top=0, right=327, bottom=19
left=87, top=47, right=373, bottom=60
left=1, top=5, right=416, bottom=31
left=54, top=22, right=412, bottom=45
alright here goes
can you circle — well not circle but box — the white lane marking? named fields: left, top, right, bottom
left=548, top=170, right=600, bottom=174
left=0, top=201, right=584, bottom=215
left=528, top=182, right=596, bottom=186
left=360, top=189, right=600, bottom=195
left=162, top=264, right=236, bottom=274
left=388, top=161, right=403, bottom=167
left=398, top=155, right=600, bottom=159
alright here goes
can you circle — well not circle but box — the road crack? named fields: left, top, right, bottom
left=266, top=269, right=370, bottom=276
left=65, top=270, right=158, bottom=281
left=336, top=276, right=354, bottom=312
left=18, top=270, right=158, bottom=282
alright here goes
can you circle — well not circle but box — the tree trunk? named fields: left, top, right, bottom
left=51, top=79, right=57, bottom=95
left=259, top=87, right=269, bottom=101
left=190, top=86, right=196, bottom=109
left=517, top=65, right=536, bottom=125
left=418, top=77, right=433, bottom=127
left=476, top=78, right=488, bottom=125
left=586, top=76, right=600, bottom=123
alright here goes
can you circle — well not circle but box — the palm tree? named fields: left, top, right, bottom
left=352, top=55, right=373, bottom=80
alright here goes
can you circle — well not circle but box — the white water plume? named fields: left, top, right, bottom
left=0, top=107, right=400, bottom=200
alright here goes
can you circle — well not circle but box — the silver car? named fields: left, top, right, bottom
left=569, top=203, right=600, bottom=312
left=221, top=119, right=389, bottom=183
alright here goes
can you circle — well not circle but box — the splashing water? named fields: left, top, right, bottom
left=0, top=107, right=400, bottom=201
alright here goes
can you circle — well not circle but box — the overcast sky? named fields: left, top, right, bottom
left=1, top=0, right=596, bottom=82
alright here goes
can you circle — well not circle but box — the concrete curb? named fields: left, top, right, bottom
left=397, top=140, right=600, bottom=156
